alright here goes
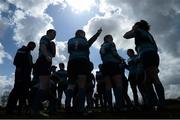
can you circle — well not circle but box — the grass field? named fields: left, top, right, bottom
left=1, top=99, right=180, bottom=119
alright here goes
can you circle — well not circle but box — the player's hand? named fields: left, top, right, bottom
left=97, top=27, right=102, bottom=34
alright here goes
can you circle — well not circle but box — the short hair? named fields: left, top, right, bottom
left=139, top=20, right=150, bottom=31
left=46, top=29, right=56, bottom=34
left=134, top=22, right=141, bottom=26
left=127, top=49, right=134, bottom=54
left=27, top=41, right=36, bottom=47
left=104, top=34, right=112, bottom=42
left=75, top=29, right=85, bottom=37
left=59, top=63, right=65, bottom=67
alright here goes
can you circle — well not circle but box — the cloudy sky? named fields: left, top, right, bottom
left=0, top=0, right=180, bottom=100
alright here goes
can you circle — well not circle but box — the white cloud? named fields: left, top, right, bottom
left=2, top=0, right=67, bottom=62
left=53, top=41, right=68, bottom=66
left=65, top=0, right=96, bottom=13
left=0, top=1, right=9, bottom=13
left=165, top=85, right=180, bottom=99
left=0, top=19, right=9, bottom=39
left=0, top=0, right=65, bottom=47
left=12, top=9, right=54, bottom=46
left=0, top=0, right=12, bottom=39
left=158, top=52, right=180, bottom=99
left=84, top=14, right=135, bottom=49
left=0, top=74, right=14, bottom=105
left=7, top=0, right=65, bottom=17
left=0, top=74, right=14, bottom=95
left=11, top=9, right=55, bottom=63
left=0, top=43, right=13, bottom=64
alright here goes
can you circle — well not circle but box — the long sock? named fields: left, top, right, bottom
left=65, top=89, right=74, bottom=109
left=47, top=91, right=56, bottom=114
left=149, top=86, right=158, bottom=106
left=6, top=88, right=18, bottom=113
left=134, top=93, right=139, bottom=106
left=143, top=85, right=158, bottom=109
left=154, top=83, right=165, bottom=107
left=78, top=88, right=86, bottom=112
left=113, top=87, right=123, bottom=108
left=105, top=90, right=112, bottom=108
left=31, top=89, right=45, bottom=115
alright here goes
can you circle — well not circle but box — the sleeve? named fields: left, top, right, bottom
left=13, top=49, right=26, bottom=67
left=40, top=36, right=48, bottom=46
left=123, top=29, right=140, bottom=39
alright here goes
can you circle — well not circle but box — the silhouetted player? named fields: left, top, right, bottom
left=127, top=49, right=139, bottom=106
left=95, top=64, right=105, bottom=108
left=31, top=29, right=56, bottom=116
left=119, top=59, right=133, bottom=108
left=66, top=28, right=102, bottom=114
left=86, top=72, right=96, bottom=109
left=124, top=20, right=165, bottom=110
left=6, top=41, right=36, bottom=114
left=54, top=63, right=68, bottom=109
left=100, top=34, right=124, bottom=111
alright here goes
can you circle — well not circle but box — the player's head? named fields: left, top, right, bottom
left=75, top=29, right=85, bottom=38
left=27, top=41, right=36, bottom=51
left=127, top=49, right=135, bottom=57
left=104, top=34, right=113, bottom=42
left=47, top=29, right=56, bottom=40
left=59, top=62, right=65, bottom=69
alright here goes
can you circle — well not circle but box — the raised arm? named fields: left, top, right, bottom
left=88, top=28, right=102, bottom=47
left=123, top=24, right=139, bottom=39
left=123, top=30, right=135, bottom=39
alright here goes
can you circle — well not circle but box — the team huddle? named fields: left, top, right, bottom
left=5, top=20, right=165, bottom=116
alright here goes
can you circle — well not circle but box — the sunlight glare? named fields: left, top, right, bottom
left=66, top=0, right=96, bottom=13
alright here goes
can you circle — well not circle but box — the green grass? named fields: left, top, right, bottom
left=1, top=99, right=180, bottom=119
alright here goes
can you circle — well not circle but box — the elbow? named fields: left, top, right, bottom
left=123, top=31, right=134, bottom=39
left=123, top=34, right=127, bottom=39
left=123, top=34, right=129, bottom=39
